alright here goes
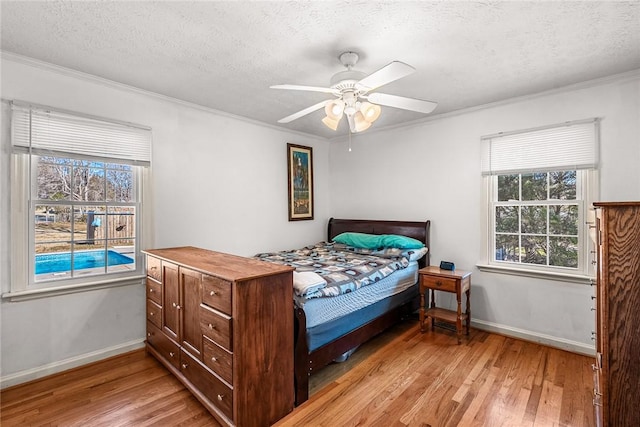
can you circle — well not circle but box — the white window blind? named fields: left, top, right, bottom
left=11, top=101, right=151, bottom=166
left=481, top=119, right=599, bottom=176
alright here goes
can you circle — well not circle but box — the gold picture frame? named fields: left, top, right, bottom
left=287, top=143, right=314, bottom=221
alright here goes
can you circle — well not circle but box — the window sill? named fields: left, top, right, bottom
left=476, top=264, right=595, bottom=285
left=2, top=275, right=146, bottom=302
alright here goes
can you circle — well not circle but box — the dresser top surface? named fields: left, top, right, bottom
left=593, top=201, right=640, bottom=207
left=143, top=246, right=293, bottom=281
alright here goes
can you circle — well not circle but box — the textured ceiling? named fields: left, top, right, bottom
left=1, top=1, right=639, bottom=139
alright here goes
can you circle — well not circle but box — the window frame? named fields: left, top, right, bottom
left=478, top=119, right=599, bottom=284
left=484, top=169, right=595, bottom=280
left=7, top=153, right=148, bottom=301
left=4, top=102, right=151, bottom=301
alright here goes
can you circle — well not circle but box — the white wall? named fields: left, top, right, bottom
left=329, top=73, right=640, bottom=353
left=0, top=56, right=329, bottom=386
left=2, top=53, right=637, bottom=387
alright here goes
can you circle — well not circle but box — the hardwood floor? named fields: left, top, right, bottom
left=0, top=349, right=219, bottom=427
left=1, top=319, right=595, bottom=426
left=277, top=320, right=595, bottom=426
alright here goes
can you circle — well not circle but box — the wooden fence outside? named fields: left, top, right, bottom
left=88, top=212, right=135, bottom=245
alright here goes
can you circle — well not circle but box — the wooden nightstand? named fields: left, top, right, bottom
left=418, top=266, right=471, bottom=344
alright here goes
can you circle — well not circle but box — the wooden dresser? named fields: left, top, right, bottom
left=143, top=246, right=295, bottom=427
left=592, top=202, right=640, bottom=427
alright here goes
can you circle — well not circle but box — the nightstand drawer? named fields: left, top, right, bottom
left=147, top=299, right=162, bottom=328
left=421, top=275, right=457, bottom=293
left=146, top=278, right=162, bottom=305
left=202, top=274, right=232, bottom=315
left=200, top=304, right=232, bottom=351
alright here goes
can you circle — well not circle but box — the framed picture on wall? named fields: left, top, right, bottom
left=287, top=143, right=314, bottom=221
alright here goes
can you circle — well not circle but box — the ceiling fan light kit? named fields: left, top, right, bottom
left=360, top=102, right=381, bottom=122
left=325, top=100, right=344, bottom=120
left=353, top=111, right=372, bottom=132
left=271, top=51, right=438, bottom=134
left=321, top=115, right=340, bottom=131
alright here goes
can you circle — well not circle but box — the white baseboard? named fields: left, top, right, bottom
left=0, top=339, right=146, bottom=390
left=471, top=319, right=595, bottom=357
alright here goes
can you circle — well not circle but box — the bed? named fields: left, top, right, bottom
left=256, top=217, right=431, bottom=405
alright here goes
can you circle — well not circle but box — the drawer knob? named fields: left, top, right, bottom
left=149, top=311, right=154, bottom=316
left=147, top=332, right=152, bottom=338
left=217, top=394, right=224, bottom=401
left=182, top=363, right=188, bottom=369
left=208, top=323, right=216, bottom=330
left=169, top=352, right=175, bottom=357
left=211, top=356, right=218, bottom=362
left=436, top=281, right=443, bottom=287
left=149, top=288, right=154, bottom=293
left=210, top=290, right=217, bottom=296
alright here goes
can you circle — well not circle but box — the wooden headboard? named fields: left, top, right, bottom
left=327, top=218, right=431, bottom=268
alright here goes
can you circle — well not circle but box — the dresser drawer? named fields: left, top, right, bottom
left=146, top=255, right=162, bottom=282
left=147, top=299, right=162, bottom=329
left=146, top=321, right=180, bottom=370
left=421, top=275, right=457, bottom=293
left=203, top=336, right=233, bottom=385
left=146, top=278, right=162, bottom=305
left=202, top=275, right=232, bottom=315
left=200, top=305, right=232, bottom=351
left=181, top=349, right=233, bottom=420
left=593, top=362, right=603, bottom=426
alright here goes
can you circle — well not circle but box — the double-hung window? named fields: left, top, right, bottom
left=481, top=119, right=599, bottom=281
left=8, top=101, right=152, bottom=298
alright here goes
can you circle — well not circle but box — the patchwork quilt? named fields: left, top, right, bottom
left=254, top=242, right=415, bottom=300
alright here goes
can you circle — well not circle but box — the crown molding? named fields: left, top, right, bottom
left=3, top=50, right=636, bottom=144
left=329, top=68, right=640, bottom=142
left=0, top=51, right=326, bottom=142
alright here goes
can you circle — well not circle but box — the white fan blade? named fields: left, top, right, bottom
left=271, top=84, right=339, bottom=95
left=355, top=61, right=415, bottom=93
left=367, top=92, right=437, bottom=114
left=277, top=100, right=331, bottom=123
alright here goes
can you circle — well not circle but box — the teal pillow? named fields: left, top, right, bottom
left=332, top=232, right=383, bottom=249
left=333, top=232, right=424, bottom=250
left=380, top=234, right=424, bottom=249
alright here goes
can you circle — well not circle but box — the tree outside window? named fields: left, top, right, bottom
left=494, top=171, right=579, bottom=269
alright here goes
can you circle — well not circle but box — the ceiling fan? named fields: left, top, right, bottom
left=271, top=51, right=437, bottom=133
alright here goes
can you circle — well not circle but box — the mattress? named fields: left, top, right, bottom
left=300, top=262, right=419, bottom=351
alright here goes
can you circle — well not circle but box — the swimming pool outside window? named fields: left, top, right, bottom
left=32, top=157, right=139, bottom=282
left=36, top=250, right=135, bottom=275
